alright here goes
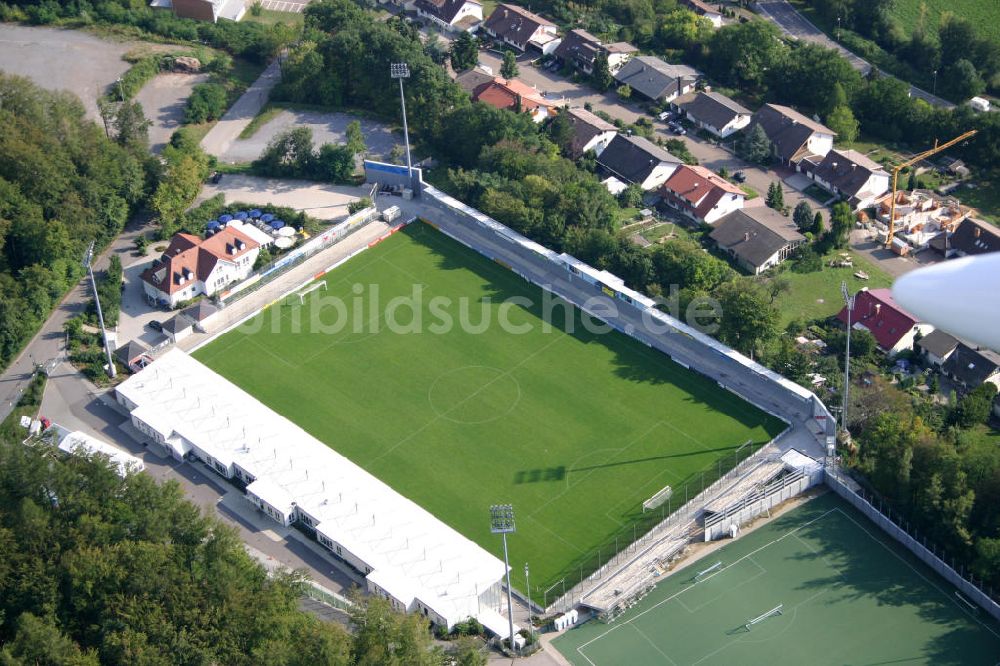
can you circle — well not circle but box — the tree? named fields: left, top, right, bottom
left=619, top=183, right=643, bottom=208
left=450, top=31, right=478, bottom=72
left=346, top=119, right=366, bottom=156
left=113, top=101, right=151, bottom=150
left=714, top=279, right=779, bottom=357
left=826, top=105, right=859, bottom=144
left=906, top=168, right=918, bottom=191
left=591, top=51, right=613, bottom=92
left=501, top=50, right=519, bottom=79
left=616, top=83, right=632, bottom=100
left=708, top=20, right=789, bottom=89
left=826, top=201, right=853, bottom=249
left=813, top=211, right=824, bottom=235
left=315, top=143, right=355, bottom=182
left=793, top=200, right=813, bottom=230
left=545, top=110, right=574, bottom=156
left=185, top=83, right=229, bottom=124
left=941, top=59, right=985, bottom=102
left=739, top=123, right=772, bottom=164
left=766, top=182, right=785, bottom=210
left=949, top=384, right=999, bottom=427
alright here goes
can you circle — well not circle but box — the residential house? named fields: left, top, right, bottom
left=673, top=91, right=751, bottom=139
left=660, top=164, right=745, bottom=225
left=596, top=134, right=681, bottom=191
left=709, top=207, right=807, bottom=274
left=565, top=107, right=618, bottom=158
left=114, top=340, right=153, bottom=374
left=680, top=0, right=723, bottom=27
left=942, top=343, right=1000, bottom=391
left=141, top=227, right=260, bottom=308
left=471, top=77, right=556, bottom=122
left=482, top=4, right=558, bottom=53
left=613, top=56, right=701, bottom=103
left=156, top=0, right=246, bottom=22
left=553, top=30, right=637, bottom=75
left=181, top=300, right=220, bottom=333
left=414, top=0, right=482, bottom=31
left=801, top=149, right=889, bottom=211
left=836, top=287, right=932, bottom=356
left=874, top=189, right=970, bottom=250
left=943, top=217, right=1000, bottom=258
left=750, top=103, right=835, bottom=167
left=455, top=68, right=496, bottom=95
left=916, top=329, right=959, bottom=367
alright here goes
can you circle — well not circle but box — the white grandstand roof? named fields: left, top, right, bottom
left=116, top=349, right=507, bottom=626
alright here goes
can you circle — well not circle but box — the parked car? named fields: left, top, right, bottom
left=658, top=111, right=674, bottom=121
left=211, top=171, right=222, bottom=184
left=668, top=122, right=686, bottom=135
left=39, top=416, right=51, bottom=430
left=147, top=320, right=163, bottom=332
left=732, top=171, right=747, bottom=183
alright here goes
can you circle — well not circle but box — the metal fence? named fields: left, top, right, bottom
left=219, top=207, right=380, bottom=307
left=825, top=467, right=1000, bottom=622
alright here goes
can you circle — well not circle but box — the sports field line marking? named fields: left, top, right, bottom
left=675, top=557, right=768, bottom=615
left=522, top=513, right=587, bottom=555
left=365, top=329, right=570, bottom=469
left=831, top=508, right=1000, bottom=641
left=574, top=507, right=841, bottom=661
left=631, top=623, right=679, bottom=666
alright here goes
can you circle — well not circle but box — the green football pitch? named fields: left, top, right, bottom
left=194, top=222, right=785, bottom=602
left=553, top=492, right=1000, bottom=665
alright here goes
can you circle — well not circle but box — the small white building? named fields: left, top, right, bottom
left=57, top=430, right=145, bottom=477
left=414, top=0, right=482, bottom=31
left=141, top=227, right=259, bottom=308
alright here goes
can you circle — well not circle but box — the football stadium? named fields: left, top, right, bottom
left=191, top=222, right=786, bottom=605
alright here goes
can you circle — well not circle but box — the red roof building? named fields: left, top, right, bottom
left=471, top=77, right=556, bottom=122
left=141, top=226, right=260, bottom=307
left=837, top=287, right=930, bottom=355
left=660, top=164, right=745, bottom=224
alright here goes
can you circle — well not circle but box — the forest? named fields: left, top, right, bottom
left=0, top=74, right=151, bottom=370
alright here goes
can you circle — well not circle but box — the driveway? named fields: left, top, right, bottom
left=754, top=0, right=953, bottom=109
left=194, top=174, right=366, bottom=220
left=0, top=24, right=132, bottom=121
left=135, top=72, right=210, bottom=153
left=217, top=109, right=401, bottom=164
left=848, top=228, right=933, bottom=278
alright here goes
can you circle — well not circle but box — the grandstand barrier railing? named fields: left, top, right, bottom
left=825, top=467, right=1000, bottom=623
left=703, top=466, right=823, bottom=541
left=547, top=445, right=785, bottom=615
left=302, top=580, right=355, bottom=613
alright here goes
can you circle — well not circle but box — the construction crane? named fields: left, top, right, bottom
left=885, top=129, right=978, bottom=248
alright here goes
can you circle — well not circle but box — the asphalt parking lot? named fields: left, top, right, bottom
left=216, top=109, right=401, bottom=163
left=0, top=24, right=132, bottom=121
left=135, top=73, right=209, bottom=153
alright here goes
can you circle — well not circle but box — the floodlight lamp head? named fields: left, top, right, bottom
left=489, top=504, right=516, bottom=533
left=390, top=62, right=410, bottom=79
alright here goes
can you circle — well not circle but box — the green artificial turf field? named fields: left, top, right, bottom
left=194, top=222, right=785, bottom=602
left=554, top=492, right=1000, bottom=665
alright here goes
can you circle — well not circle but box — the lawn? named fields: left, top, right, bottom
left=553, top=492, right=1000, bottom=665
left=194, top=222, right=785, bottom=603
left=957, top=179, right=1000, bottom=225
left=889, top=0, right=1000, bottom=44
left=242, top=8, right=305, bottom=28
left=773, top=251, right=893, bottom=327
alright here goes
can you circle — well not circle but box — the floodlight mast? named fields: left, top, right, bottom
left=390, top=63, right=414, bottom=187
left=489, top=504, right=517, bottom=654
left=84, top=242, right=116, bottom=379
left=840, top=281, right=854, bottom=434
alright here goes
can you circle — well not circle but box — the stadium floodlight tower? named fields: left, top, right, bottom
left=84, top=242, right=116, bottom=379
left=840, top=281, right=855, bottom=434
left=489, top=504, right=517, bottom=653
left=389, top=62, right=414, bottom=187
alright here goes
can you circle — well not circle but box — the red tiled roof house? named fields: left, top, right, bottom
left=837, top=287, right=932, bottom=356
left=660, top=164, right=745, bottom=225
left=141, top=227, right=260, bottom=307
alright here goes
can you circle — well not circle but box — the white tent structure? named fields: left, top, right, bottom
left=115, top=349, right=510, bottom=630
left=57, top=430, right=145, bottom=477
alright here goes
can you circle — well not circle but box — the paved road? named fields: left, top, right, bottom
left=754, top=0, right=954, bottom=109
left=478, top=52, right=813, bottom=214
left=201, top=56, right=284, bottom=159
left=135, top=72, right=209, bottom=153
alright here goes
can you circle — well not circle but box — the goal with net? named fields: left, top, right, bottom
left=744, top=604, right=782, bottom=631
